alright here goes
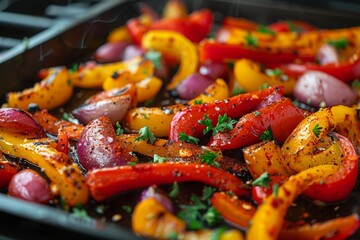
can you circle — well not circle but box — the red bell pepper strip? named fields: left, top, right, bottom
left=252, top=175, right=287, bottom=205
left=86, top=162, right=249, bottom=202
left=303, top=133, right=359, bottom=202
left=55, top=128, right=69, bottom=154
left=127, top=9, right=213, bottom=45
left=208, top=98, right=305, bottom=150
left=0, top=156, right=18, bottom=189
left=268, top=20, right=317, bottom=33
left=280, top=53, right=360, bottom=83
left=199, top=41, right=315, bottom=64
left=222, top=17, right=259, bottom=31
left=211, top=192, right=256, bottom=229
left=168, top=85, right=284, bottom=141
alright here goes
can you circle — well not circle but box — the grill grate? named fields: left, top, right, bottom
left=0, top=0, right=108, bottom=54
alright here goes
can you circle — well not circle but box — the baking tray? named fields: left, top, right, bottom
left=0, top=0, right=360, bottom=239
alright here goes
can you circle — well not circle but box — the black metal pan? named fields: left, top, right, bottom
left=0, top=0, right=359, bottom=239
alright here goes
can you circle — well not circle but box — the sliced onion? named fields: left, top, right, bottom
left=8, top=169, right=53, bottom=204
left=294, top=71, right=356, bottom=108
left=199, top=61, right=229, bottom=80
left=72, top=95, right=132, bottom=125
left=176, top=73, right=214, bottom=100
left=316, top=44, right=339, bottom=65
left=93, top=41, right=131, bottom=63
left=139, top=186, right=173, bottom=212
left=0, top=108, right=46, bottom=138
left=256, top=92, right=283, bottom=110
left=123, top=45, right=145, bottom=61
left=76, top=116, right=134, bottom=170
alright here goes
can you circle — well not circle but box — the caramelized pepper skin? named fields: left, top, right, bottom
left=169, top=85, right=284, bottom=141
left=86, top=162, right=249, bottom=202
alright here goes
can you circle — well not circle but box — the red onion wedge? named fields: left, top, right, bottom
left=93, top=41, right=131, bottom=63
left=76, top=116, right=136, bottom=170
left=0, top=108, right=46, bottom=138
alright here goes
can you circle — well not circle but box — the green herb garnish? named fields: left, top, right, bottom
left=232, top=85, right=246, bottom=96
left=135, top=126, right=156, bottom=144
left=312, top=123, right=323, bottom=138
left=260, top=126, right=274, bottom=141
left=169, top=182, right=179, bottom=198
left=115, top=122, right=124, bottom=135
left=200, top=151, right=220, bottom=168
left=61, top=112, right=70, bottom=121
left=265, top=68, right=282, bottom=77
left=179, top=132, right=200, bottom=144
left=244, top=32, right=258, bottom=47
left=127, top=161, right=137, bottom=166
left=193, top=99, right=203, bottom=105
left=287, top=21, right=300, bottom=32
left=252, top=172, right=271, bottom=188
left=257, top=25, right=275, bottom=35
left=153, top=154, right=166, bottom=163
left=71, top=205, right=91, bottom=220
left=328, top=38, right=348, bottom=50
left=352, top=79, right=360, bottom=89
left=273, top=183, right=279, bottom=198
left=145, top=49, right=162, bottom=69
left=68, top=63, right=79, bottom=73
left=121, top=205, right=132, bottom=213
left=199, top=114, right=237, bottom=136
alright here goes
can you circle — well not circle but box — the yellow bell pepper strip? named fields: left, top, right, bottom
left=123, top=104, right=184, bottom=137
left=279, top=214, right=360, bottom=240
left=243, top=140, right=294, bottom=179
left=133, top=77, right=163, bottom=103
left=211, top=192, right=256, bottom=229
left=7, top=67, right=73, bottom=110
left=303, top=133, right=359, bottom=202
left=117, top=134, right=221, bottom=160
left=281, top=106, right=360, bottom=172
left=169, top=85, right=284, bottom=141
left=141, top=30, right=198, bottom=90
left=162, top=0, right=188, bottom=19
left=132, top=197, right=186, bottom=239
left=246, top=164, right=338, bottom=240
left=188, top=78, right=229, bottom=105
left=86, top=162, right=249, bottom=202
left=70, top=57, right=150, bottom=88
left=234, top=59, right=296, bottom=95
left=179, top=229, right=245, bottom=240
left=0, top=132, right=88, bottom=206
left=107, top=26, right=132, bottom=43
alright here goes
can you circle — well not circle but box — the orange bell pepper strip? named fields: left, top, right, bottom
left=132, top=197, right=186, bottom=239
left=211, top=192, right=256, bottom=229
left=0, top=132, right=88, bottom=206
left=141, top=30, right=198, bottom=90
left=279, top=214, right=360, bottom=240
left=188, top=78, right=229, bottom=105
left=246, top=164, right=338, bottom=240
left=234, top=59, right=296, bottom=95
left=86, top=162, right=249, bottom=202
left=169, top=85, right=284, bottom=141
left=107, top=26, right=132, bottom=43
left=7, top=67, right=73, bottom=110
left=222, top=17, right=259, bottom=31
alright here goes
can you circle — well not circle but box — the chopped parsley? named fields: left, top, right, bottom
left=169, top=182, right=179, bottom=198
left=232, top=85, right=246, bottom=96
left=352, top=79, right=360, bottom=89
left=327, top=38, right=348, bottom=50
left=200, top=151, right=220, bottom=168
left=71, top=205, right=91, bottom=221
left=115, top=122, right=124, bottom=135
left=178, top=187, right=223, bottom=230
left=253, top=111, right=261, bottom=116
left=257, top=25, right=275, bottom=35
left=199, top=114, right=237, bottom=136
left=201, top=186, right=216, bottom=203
left=252, top=172, right=271, bottom=188
left=265, top=68, right=282, bottom=77
left=273, top=183, right=279, bottom=198
left=68, top=63, right=79, bottom=73
left=135, top=126, right=156, bottom=144
left=121, top=205, right=132, bottom=213
left=312, top=123, right=323, bottom=138
left=260, top=83, right=270, bottom=89
left=145, top=49, right=162, bottom=69
left=127, top=161, right=137, bottom=166
left=287, top=21, right=300, bottom=32
left=153, top=154, right=166, bottom=163
left=244, top=32, right=258, bottom=47
left=260, top=126, right=274, bottom=141
left=211, top=226, right=227, bottom=240
left=193, top=99, right=203, bottom=105
left=167, top=232, right=178, bottom=240
left=179, top=132, right=200, bottom=144
left=61, top=112, right=70, bottom=121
